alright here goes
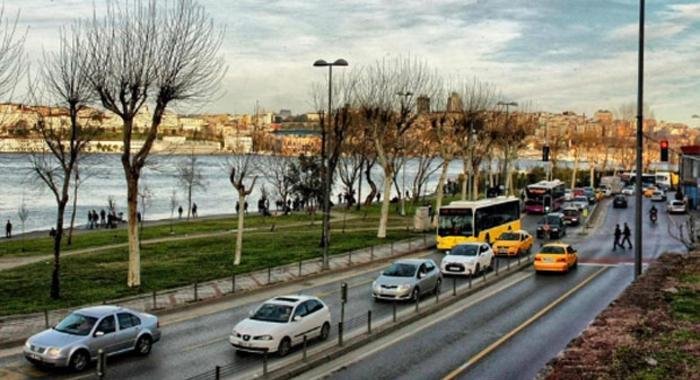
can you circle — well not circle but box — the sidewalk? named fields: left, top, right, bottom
left=0, top=234, right=434, bottom=347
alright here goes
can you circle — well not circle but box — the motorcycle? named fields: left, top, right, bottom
left=650, top=211, right=658, bottom=224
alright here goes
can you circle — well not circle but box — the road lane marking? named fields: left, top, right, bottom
left=301, top=271, right=534, bottom=380
left=182, top=336, right=228, bottom=352
left=442, top=266, right=608, bottom=380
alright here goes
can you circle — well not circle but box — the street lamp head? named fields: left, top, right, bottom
left=313, top=59, right=329, bottom=67
left=332, top=58, right=349, bottom=66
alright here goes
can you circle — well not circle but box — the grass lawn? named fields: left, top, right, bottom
left=0, top=213, right=317, bottom=258
left=0, top=226, right=422, bottom=316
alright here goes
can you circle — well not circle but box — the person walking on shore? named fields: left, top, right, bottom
left=192, top=203, right=198, bottom=218
left=622, top=222, right=633, bottom=249
left=613, top=224, right=623, bottom=251
left=100, top=209, right=106, bottom=227
left=5, top=220, right=12, bottom=238
left=178, top=205, right=183, bottom=219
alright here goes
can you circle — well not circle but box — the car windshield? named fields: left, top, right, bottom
left=451, top=245, right=479, bottom=256
left=563, top=209, right=578, bottom=216
left=383, top=263, right=417, bottom=277
left=498, top=232, right=520, bottom=241
left=251, top=303, right=293, bottom=323
left=540, top=246, right=565, bottom=254
left=541, top=215, right=560, bottom=224
left=54, top=313, right=98, bottom=336
left=672, top=201, right=684, bottom=206
left=574, top=197, right=588, bottom=202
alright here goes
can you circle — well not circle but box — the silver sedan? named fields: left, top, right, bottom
left=372, top=258, right=442, bottom=301
left=24, top=305, right=161, bottom=371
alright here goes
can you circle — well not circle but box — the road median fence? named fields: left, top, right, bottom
left=184, top=253, right=534, bottom=380
left=0, top=234, right=434, bottom=348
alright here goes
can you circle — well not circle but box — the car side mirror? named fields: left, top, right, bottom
left=417, top=272, right=426, bottom=279
left=248, top=310, right=254, bottom=317
left=293, top=315, right=302, bottom=322
left=94, top=330, right=105, bottom=337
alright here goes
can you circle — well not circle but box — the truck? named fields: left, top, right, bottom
left=654, top=171, right=679, bottom=191
left=600, top=176, right=623, bottom=194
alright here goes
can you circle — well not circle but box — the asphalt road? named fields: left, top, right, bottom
left=1, top=196, right=686, bottom=380
left=0, top=211, right=547, bottom=380
left=313, top=196, right=688, bottom=380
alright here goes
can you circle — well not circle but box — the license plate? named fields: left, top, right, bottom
left=543, top=258, right=554, bottom=263
left=28, top=353, right=40, bottom=360
left=447, top=266, right=461, bottom=271
left=499, top=248, right=507, bottom=254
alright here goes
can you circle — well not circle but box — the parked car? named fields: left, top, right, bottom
left=230, top=295, right=330, bottom=357
left=24, top=306, right=160, bottom=372
left=651, top=190, right=667, bottom=202
left=534, top=243, right=578, bottom=273
left=536, top=212, right=567, bottom=239
left=493, top=230, right=533, bottom=256
left=621, top=185, right=635, bottom=196
left=562, top=207, right=581, bottom=226
left=373, top=259, right=441, bottom=301
left=667, top=200, right=687, bottom=214
left=440, top=242, right=494, bottom=275
left=613, top=194, right=628, bottom=208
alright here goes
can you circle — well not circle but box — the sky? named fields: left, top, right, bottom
left=6, top=0, right=700, bottom=125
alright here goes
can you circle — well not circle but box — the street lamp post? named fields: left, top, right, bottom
left=397, top=91, right=413, bottom=216
left=497, top=101, right=518, bottom=194
left=634, top=0, right=645, bottom=278
left=313, top=58, right=348, bottom=270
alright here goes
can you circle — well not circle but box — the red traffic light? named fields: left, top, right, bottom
left=660, top=140, right=668, bottom=149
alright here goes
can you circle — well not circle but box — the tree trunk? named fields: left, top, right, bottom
left=50, top=201, right=68, bottom=299
left=67, top=173, right=79, bottom=245
left=235, top=193, right=245, bottom=265
left=364, top=161, right=377, bottom=205
left=433, top=160, right=450, bottom=227
left=590, top=165, right=595, bottom=187
left=127, top=178, right=141, bottom=288
left=473, top=168, right=480, bottom=200
left=187, top=183, right=192, bottom=220
left=377, top=167, right=393, bottom=238
left=356, top=159, right=363, bottom=211
left=460, top=158, right=468, bottom=201
left=571, top=150, right=579, bottom=189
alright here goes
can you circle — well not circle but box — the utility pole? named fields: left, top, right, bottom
left=634, top=0, right=645, bottom=278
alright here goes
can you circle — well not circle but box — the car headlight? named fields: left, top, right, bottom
left=397, top=284, right=412, bottom=291
left=232, top=330, right=241, bottom=338
left=24, top=341, right=31, bottom=350
left=372, top=281, right=378, bottom=290
left=46, top=347, right=61, bottom=357
left=254, top=335, right=274, bottom=341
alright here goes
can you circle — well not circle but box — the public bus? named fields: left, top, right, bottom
left=626, top=171, right=656, bottom=187
left=524, top=180, right=566, bottom=214
left=436, top=197, right=521, bottom=251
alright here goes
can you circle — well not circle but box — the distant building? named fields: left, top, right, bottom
left=224, top=135, right=253, bottom=153
left=278, top=109, right=292, bottom=120
left=446, top=92, right=463, bottom=113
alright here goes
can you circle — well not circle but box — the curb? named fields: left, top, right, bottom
left=0, top=239, right=436, bottom=351
left=261, top=257, right=533, bottom=380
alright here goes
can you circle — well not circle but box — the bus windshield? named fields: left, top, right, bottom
left=438, top=210, right=473, bottom=237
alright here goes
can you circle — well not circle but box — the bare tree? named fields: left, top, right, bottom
left=337, top=154, right=363, bottom=206
left=426, top=103, right=460, bottom=224
left=17, top=200, right=29, bottom=251
left=177, top=151, right=207, bottom=220
left=227, top=154, right=258, bottom=265
left=265, top=156, right=294, bottom=214
left=356, top=56, right=440, bottom=238
left=84, top=0, right=225, bottom=287
left=0, top=5, right=25, bottom=106
left=494, top=106, right=538, bottom=195
left=29, top=24, right=95, bottom=299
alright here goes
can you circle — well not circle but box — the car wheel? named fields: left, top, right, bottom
left=474, top=264, right=480, bottom=276
left=320, top=322, right=330, bottom=341
left=572, top=259, right=578, bottom=269
left=69, top=350, right=89, bottom=372
left=411, top=287, right=420, bottom=302
left=489, top=257, right=495, bottom=270
left=434, top=279, right=442, bottom=294
left=277, top=337, right=292, bottom=357
left=135, top=335, right=152, bottom=356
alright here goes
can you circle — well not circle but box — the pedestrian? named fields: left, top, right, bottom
left=337, top=193, right=343, bottom=207
left=622, top=223, right=632, bottom=249
left=236, top=201, right=240, bottom=214
left=100, top=209, right=106, bottom=227
left=87, top=211, right=93, bottom=229
left=192, top=203, right=198, bottom=218
left=613, top=224, right=623, bottom=251
left=49, top=227, right=57, bottom=238
left=178, top=205, right=183, bottom=219
left=137, top=211, right=142, bottom=223
left=244, top=201, right=249, bottom=215
left=5, top=219, right=12, bottom=238
left=376, top=193, right=381, bottom=203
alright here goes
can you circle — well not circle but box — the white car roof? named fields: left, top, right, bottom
left=264, top=295, right=317, bottom=306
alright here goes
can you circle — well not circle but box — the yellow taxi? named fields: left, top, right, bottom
left=533, top=242, right=578, bottom=273
left=493, top=230, right=533, bottom=257
left=643, top=186, right=657, bottom=198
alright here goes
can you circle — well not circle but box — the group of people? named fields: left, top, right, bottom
left=336, top=191, right=358, bottom=209
left=87, top=209, right=123, bottom=229
left=613, top=223, right=633, bottom=251
left=177, top=203, right=198, bottom=219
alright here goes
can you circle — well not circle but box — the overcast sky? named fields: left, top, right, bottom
left=7, top=0, right=700, bottom=125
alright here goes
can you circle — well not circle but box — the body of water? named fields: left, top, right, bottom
left=0, top=153, right=587, bottom=233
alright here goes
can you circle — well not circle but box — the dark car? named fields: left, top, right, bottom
left=562, top=207, right=581, bottom=226
left=613, top=195, right=628, bottom=208
left=536, top=212, right=567, bottom=239
left=583, top=187, right=597, bottom=204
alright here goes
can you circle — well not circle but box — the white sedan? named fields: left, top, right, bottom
left=667, top=200, right=687, bottom=214
left=621, top=186, right=635, bottom=196
left=230, top=295, right=331, bottom=356
left=441, top=242, right=494, bottom=276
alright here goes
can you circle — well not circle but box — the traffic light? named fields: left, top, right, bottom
left=660, top=140, right=669, bottom=162
left=542, top=145, right=550, bottom=162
